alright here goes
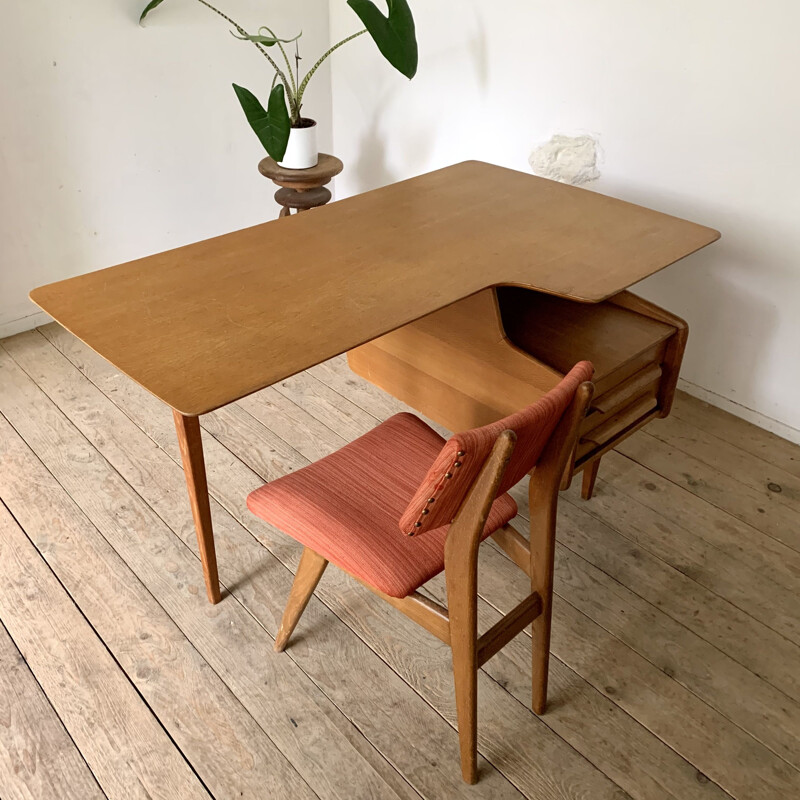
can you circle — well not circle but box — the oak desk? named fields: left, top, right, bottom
left=30, top=160, right=719, bottom=604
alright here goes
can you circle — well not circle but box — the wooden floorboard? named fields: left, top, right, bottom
left=1, top=325, right=798, bottom=799
left=549, top=502, right=800, bottom=750
left=562, top=462, right=800, bottom=646
left=670, top=391, right=800, bottom=479
left=0, top=416, right=316, bottom=800
left=0, top=501, right=210, bottom=800
left=616, top=434, right=800, bottom=552
left=642, top=409, right=800, bottom=513
left=558, top=476, right=800, bottom=698
left=0, top=338, right=419, bottom=800
left=597, top=449, right=800, bottom=590
left=0, top=619, right=105, bottom=800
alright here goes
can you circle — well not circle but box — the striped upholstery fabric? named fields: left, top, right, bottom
left=399, top=361, right=594, bottom=535
left=247, top=412, right=518, bottom=598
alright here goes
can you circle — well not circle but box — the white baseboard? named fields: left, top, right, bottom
left=0, top=311, right=53, bottom=340
left=678, top=377, right=800, bottom=446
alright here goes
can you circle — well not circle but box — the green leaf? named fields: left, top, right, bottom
left=232, top=83, right=291, bottom=161
left=347, top=0, right=418, bottom=79
left=231, top=27, right=301, bottom=47
left=139, top=0, right=166, bottom=24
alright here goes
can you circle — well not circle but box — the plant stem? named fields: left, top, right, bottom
left=295, top=39, right=302, bottom=116
left=296, top=29, right=367, bottom=108
left=262, top=24, right=298, bottom=101
left=193, top=0, right=299, bottom=118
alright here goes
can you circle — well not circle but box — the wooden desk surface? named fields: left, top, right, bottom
left=30, top=161, right=719, bottom=416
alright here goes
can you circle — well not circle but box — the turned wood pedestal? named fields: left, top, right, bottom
left=259, top=154, right=344, bottom=219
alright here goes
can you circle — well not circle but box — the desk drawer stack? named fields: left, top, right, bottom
left=348, top=286, right=687, bottom=500
left=497, top=287, right=687, bottom=497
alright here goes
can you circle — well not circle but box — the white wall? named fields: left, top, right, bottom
left=0, top=0, right=332, bottom=336
left=329, top=1, right=800, bottom=441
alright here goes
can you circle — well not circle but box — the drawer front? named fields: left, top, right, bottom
left=592, top=363, right=662, bottom=413
left=576, top=393, right=659, bottom=461
left=592, top=341, right=666, bottom=397
left=581, top=354, right=664, bottom=436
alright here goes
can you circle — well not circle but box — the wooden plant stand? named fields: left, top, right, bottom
left=259, top=154, right=343, bottom=219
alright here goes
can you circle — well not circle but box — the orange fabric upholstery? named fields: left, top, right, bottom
left=399, top=361, right=594, bottom=535
left=247, top=412, right=517, bottom=598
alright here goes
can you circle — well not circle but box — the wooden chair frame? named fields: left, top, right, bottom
left=274, top=381, right=595, bottom=783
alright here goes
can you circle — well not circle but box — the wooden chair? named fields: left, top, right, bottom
left=247, top=362, right=594, bottom=783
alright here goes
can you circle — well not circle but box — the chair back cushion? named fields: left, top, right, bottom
left=399, top=361, right=593, bottom=535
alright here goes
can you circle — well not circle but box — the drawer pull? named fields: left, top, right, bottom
left=582, top=395, right=658, bottom=446
left=593, top=364, right=662, bottom=414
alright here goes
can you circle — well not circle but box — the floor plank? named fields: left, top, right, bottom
left=0, top=339, right=417, bottom=800
left=7, top=323, right=796, bottom=800
left=671, top=391, right=800, bottom=479
left=275, top=371, right=379, bottom=442
left=616, top=434, right=800, bottom=552
left=239, top=385, right=349, bottom=462
left=556, top=478, right=800, bottom=699
left=643, top=411, right=800, bottom=512
left=437, top=552, right=800, bottom=800
left=0, top=416, right=315, bottom=800
left=419, top=588, right=732, bottom=800
left=561, top=465, right=800, bottom=645
left=0, top=502, right=210, bottom=800
left=0, top=620, right=105, bottom=800
left=498, top=529, right=800, bottom=770
left=593, top=450, right=800, bottom=590
left=558, top=503, right=800, bottom=756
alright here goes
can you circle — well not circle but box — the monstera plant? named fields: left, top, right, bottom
left=140, top=0, right=417, bottom=168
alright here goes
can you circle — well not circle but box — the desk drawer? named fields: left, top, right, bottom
left=581, top=361, right=662, bottom=439
left=592, top=342, right=667, bottom=398
left=592, top=363, right=662, bottom=414
left=577, top=393, right=659, bottom=460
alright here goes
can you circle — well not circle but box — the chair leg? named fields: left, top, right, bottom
left=581, top=458, right=601, bottom=500
left=529, top=497, right=557, bottom=715
left=275, top=547, right=328, bottom=652
left=447, top=580, right=479, bottom=783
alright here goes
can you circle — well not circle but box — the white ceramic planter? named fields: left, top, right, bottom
left=278, top=119, right=318, bottom=169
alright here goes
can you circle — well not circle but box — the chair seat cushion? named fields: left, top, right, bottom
left=247, top=413, right=518, bottom=598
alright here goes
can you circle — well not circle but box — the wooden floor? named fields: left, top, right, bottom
left=1, top=325, right=799, bottom=800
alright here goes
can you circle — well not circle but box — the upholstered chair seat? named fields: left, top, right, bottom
left=247, top=412, right=517, bottom=598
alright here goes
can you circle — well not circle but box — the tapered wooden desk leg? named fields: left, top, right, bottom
left=173, top=410, right=221, bottom=604
left=581, top=459, right=601, bottom=500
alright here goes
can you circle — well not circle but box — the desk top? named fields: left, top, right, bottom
left=30, top=160, right=719, bottom=415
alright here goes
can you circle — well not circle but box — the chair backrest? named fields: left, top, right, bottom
left=399, top=361, right=594, bottom=535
